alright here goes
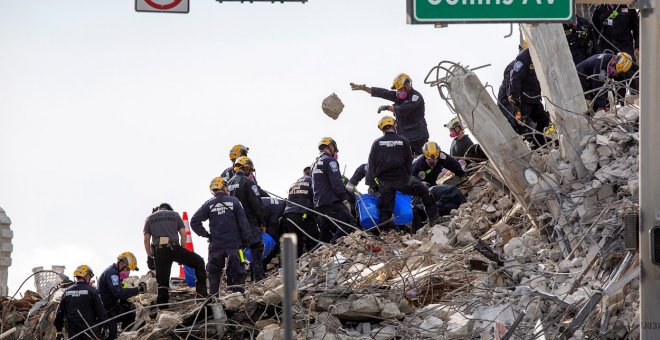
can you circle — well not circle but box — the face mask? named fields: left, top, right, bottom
left=333, top=152, right=339, bottom=160
left=607, top=65, right=617, bottom=77
left=449, top=130, right=457, bottom=138
left=119, top=270, right=129, bottom=281
left=397, top=91, right=408, bottom=100
left=247, top=173, right=255, bottom=182
left=426, top=159, right=438, bottom=168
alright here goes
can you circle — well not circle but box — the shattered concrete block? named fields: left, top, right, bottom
left=419, top=316, right=445, bottom=336
left=580, top=143, right=599, bottom=172
left=558, top=259, right=574, bottom=273
left=370, top=325, right=397, bottom=340
left=472, top=303, right=515, bottom=331
left=156, top=312, right=181, bottom=329
left=379, top=301, right=403, bottom=320
left=223, top=292, right=245, bottom=310
left=503, top=237, right=524, bottom=256
left=322, top=93, right=344, bottom=120
left=455, top=228, right=476, bottom=246
left=446, top=312, right=472, bottom=337
left=256, top=324, right=283, bottom=340
left=332, top=295, right=381, bottom=320
left=263, top=284, right=285, bottom=305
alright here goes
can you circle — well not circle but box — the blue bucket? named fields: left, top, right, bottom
left=243, top=231, right=276, bottom=262
left=393, top=192, right=413, bottom=225
left=183, top=265, right=196, bottom=287
left=356, top=193, right=380, bottom=229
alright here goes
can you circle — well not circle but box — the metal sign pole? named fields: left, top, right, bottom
left=281, top=234, right=298, bottom=340
left=639, top=0, right=660, bottom=337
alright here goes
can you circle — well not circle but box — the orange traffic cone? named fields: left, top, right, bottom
left=179, top=212, right=195, bottom=278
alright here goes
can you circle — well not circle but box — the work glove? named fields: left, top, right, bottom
left=342, top=200, right=352, bottom=213
left=507, top=95, right=520, bottom=109
left=367, top=186, right=377, bottom=195
left=147, top=256, right=156, bottom=271
left=138, top=282, right=148, bottom=294
left=345, top=183, right=355, bottom=193
left=377, top=105, right=389, bottom=113
left=55, top=332, right=64, bottom=340
left=349, top=82, right=367, bottom=91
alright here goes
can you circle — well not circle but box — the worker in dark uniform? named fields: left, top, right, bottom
left=576, top=52, right=633, bottom=112
left=444, top=118, right=487, bottom=162
left=366, top=116, right=441, bottom=229
left=430, top=184, right=467, bottom=216
left=221, top=144, right=249, bottom=182
left=412, top=141, right=466, bottom=187
left=143, top=203, right=207, bottom=308
left=508, top=48, right=551, bottom=148
left=350, top=73, right=429, bottom=156
left=563, top=15, right=593, bottom=65
left=497, top=43, right=526, bottom=129
left=592, top=5, right=639, bottom=57
left=54, top=265, right=107, bottom=340
left=191, top=177, right=255, bottom=295
left=227, top=156, right=267, bottom=282
left=98, top=252, right=147, bottom=340
left=282, top=167, right=319, bottom=257
left=312, top=137, right=355, bottom=243
left=260, top=196, right=285, bottom=264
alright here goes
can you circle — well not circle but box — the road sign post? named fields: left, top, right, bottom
left=136, top=0, right=189, bottom=13
left=407, top=0, right=573, bottom=23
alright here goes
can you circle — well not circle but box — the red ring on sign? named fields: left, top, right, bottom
left=144, top=0, right=183, bottom=10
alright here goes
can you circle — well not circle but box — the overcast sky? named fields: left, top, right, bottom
left=0, top=0, right=519, bottom=294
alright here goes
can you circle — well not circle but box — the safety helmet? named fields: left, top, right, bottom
left=229, top=144, right=249, bottom=161
left=73, top=265, right=94, bottom=279
left=318, top=137, right=338, bottom=152
left=378, top=115, right=396, bottom=130
left=614, top=52, right=633, bottom=73
left=234, top=156, right=253, bottom=172
left=422, top=141, right=441, bottom=159
left=444, top=117, right=461, bottom=129
left=522, top=40, right=528, bottom=49
left=209, top=176, right=226, bottom=191
left=117, top=251, right=139, bottom=271
left=391, top=73, right=412, bottom=90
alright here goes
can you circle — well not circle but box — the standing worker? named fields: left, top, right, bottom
left=282, top=167, right=320, bottom=257
left=412, top=141, right=466, bottom=187
left=366, top=116, right=441, bottom=229
left=563, top=15, right=594, bottom=65
left=592, top=4, right=639, bottom=57
left=221, top=144, right=249, bottom=182
left=311, top=137, right=355, bottom=243
left=227, top=156, right=267, bottom=282
left=143, top=203, right=208, bottom=308
left=98, top=252, right=147, bottom=340
left=191, top=177, right=254, bottom=295
left=54, top=265, right=107, bottom=340
left=350, top=73, right=429, bottom=156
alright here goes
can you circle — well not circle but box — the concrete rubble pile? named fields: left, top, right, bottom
left=9, top=106, right=640, bottom=339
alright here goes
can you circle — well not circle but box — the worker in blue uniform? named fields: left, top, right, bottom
left=411, top=141, right=466, bottom=187
left=54, top=265, right=107, bottom=340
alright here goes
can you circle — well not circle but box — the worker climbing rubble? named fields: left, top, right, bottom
left=143, top=203, right=207, bottom=308
left=366, top=116, right=441, bottom=230
left=191, top=177, right=254, bottom=295
left=98, top=251, right=147, bottom=339
left=350, top=73, right=429, bottom=156
left=576, top=52, right=634, bottom=112
left=227, top=156, right=268, bottom=282
left=312, top=137, right=355, bottom=243
left=54, top=265, right=107, bottom=340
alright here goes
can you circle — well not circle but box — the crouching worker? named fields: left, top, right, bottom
left=98, top=252, right=147, bottom=339
left=191, top=177, right=254, bottom=295
left=54, top=265, right=107, bottom=340
left=143, top=203, right=208, bottom=308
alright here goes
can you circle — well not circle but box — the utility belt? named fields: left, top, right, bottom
left=152, top=236, right=180, bottom=250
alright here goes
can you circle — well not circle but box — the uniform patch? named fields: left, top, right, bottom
left=439, top=152, right=447, bottom=160
left=251, top=185, right=260, bottom=196
left=378, top=140, right=404, bottom=147
left=412, top=94, right=419, bottom=102
left=513, top=61, right=523, bottom=72
left=211, top=201, right=234, bottom=214
left=329, top=161, right=339, bottom=172
left=111, top=275, right=120, bottom=286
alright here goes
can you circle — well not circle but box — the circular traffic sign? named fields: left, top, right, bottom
left=144, top=0, right=183, bottom=10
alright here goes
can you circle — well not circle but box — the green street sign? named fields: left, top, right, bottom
left=410, top=0, right=573, bottom=23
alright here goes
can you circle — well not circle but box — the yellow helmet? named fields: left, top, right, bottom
left=318, top=137, right=338, bottom=152
left=229, top=144, right=248, bottom=161
left=209, top=176, right=226, bottom=191
left=378, top=115, right=396, bottom=130
left=73, top=265, right=94, bottom=279
left=117, top=251, right=139, bottom=271
left=422, top=141, right=441, bottom=159
left=234, top=156, right=253, bottom=172
left=614, top=52, right=633, bottom=73
left=444, top=117, right=461, bottom=129
left=522, top=40, right=528, bottom=49
left=391, top=73, right=412, bottom=90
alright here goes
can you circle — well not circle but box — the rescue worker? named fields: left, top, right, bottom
left=260, top=196, right=286, bottom=264
left=191, top=177, right=254, bottom=295
left=592, top=5, right=639, bottom=57
left=350, top=73, right=429, bottom=156
left=576, top=52, right=633, bottom=112
left=412, top=141, right=466, bottom=187
left=497, top=43, right=525, bottom=129
left=312, top=137, right=355, bottom=243
left=227, top=156, right=267, bottom=282
left=411, top=185, right=467, bottom=233
left=98, top=252, right=147, bottom=340
left=507, top=47, right=551, bottom=148
left=444, top=118, right=487, bottom=162
left=54, top=265, right=107, bottom=340
left=282, top=167, right=320, bottom=257
left=143, top=203, right=207, bottom=308
left=221, top=144, right=249, bottom=181
left=366, top=116, right=441, bottom=229
left=563, top=15, right=594, bottom=65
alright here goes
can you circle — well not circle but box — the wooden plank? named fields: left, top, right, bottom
left=522, top=23, right=595, bottom=179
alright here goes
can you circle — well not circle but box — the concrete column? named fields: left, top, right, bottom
left=0, top=207, right=14, bottom=296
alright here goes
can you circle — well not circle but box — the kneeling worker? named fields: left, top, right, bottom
left=412, top=141, right=466, bottom=187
